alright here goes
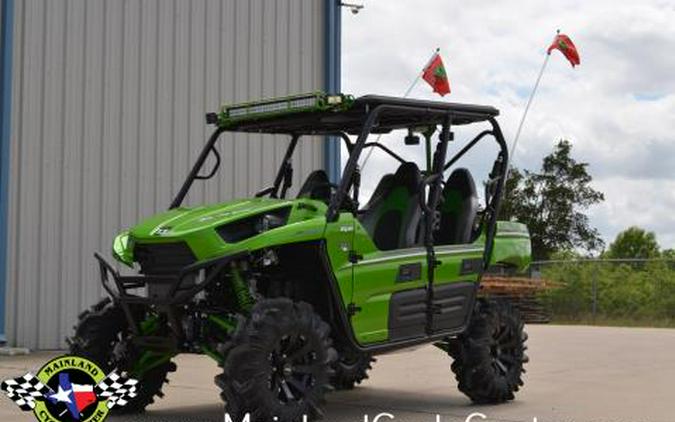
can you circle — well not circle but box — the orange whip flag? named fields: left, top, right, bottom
left=508, top=30, right=580, bottom=176
left=547, top=33, right=581, bottom=67
left=360, top=48, right=450, bottom=168
left=422, top=53, right=451, bottom=96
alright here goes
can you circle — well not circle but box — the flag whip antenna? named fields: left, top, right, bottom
left=360, top=48, right=440, bottom=169
left=507, top=30, right=558, bottom=174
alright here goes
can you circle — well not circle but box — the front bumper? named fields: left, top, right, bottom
left=93, top=251, right=247, bottom=352
left=94, top=251, right=248, bottom=307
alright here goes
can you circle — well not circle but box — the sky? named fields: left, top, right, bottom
left=341, top=0, right=675, bottom=250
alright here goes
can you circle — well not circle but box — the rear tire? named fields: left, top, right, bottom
left=67, top=298, right=176, bottom=413
left=216, top=298, right=336, bottom=422
left=447, top=298, right=528, bottom=404
left=330, top=349, right=375, bottom=390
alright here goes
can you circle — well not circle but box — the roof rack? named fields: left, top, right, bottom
left=210, top=92, right=500, bottom=135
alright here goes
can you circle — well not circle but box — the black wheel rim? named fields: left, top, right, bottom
left=268, top=334, right=318, bottom=404
left=490, top=321, right=519, bottom=376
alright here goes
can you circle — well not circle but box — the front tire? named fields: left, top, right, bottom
left=216, top=298, right=337, bottom=422
left=447, top=298, right=528, bottom=404
left=67, top=298, right=176, bottom=413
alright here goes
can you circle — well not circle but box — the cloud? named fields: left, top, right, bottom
left=342, top=0, right=675, bottom=248
left=590, top=178, right=675, bottom=250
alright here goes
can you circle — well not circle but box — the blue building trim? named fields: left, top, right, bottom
left=0, top=0, right=15, bottom=344
left=324, top=0, right=341, bottom=182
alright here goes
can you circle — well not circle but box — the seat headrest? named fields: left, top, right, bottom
left=393, top=162, right=422, bottom=193
left=297, top=170, right=329, bottom=198
left=445, top=168, right=477, bottom=199
left=363, top=173, right=395, bottom=209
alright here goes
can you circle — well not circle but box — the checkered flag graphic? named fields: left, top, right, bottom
left=94, top=371, right=139, bottom=409
left=1, top=373, right=53, bottom=411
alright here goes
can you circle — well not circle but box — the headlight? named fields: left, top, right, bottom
left=217, top=207, right=291, bottom=243
left=112, top=230, right=134, bottom=267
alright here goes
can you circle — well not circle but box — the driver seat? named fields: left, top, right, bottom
left=359, top=162, right=422, bottom=250
left=297, top=170, right=332, bottom=202
left=435, top=168, right=479, bottom=245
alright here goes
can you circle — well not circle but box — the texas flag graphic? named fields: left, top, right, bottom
left=2, top=365, right=138, bottom=416
left=48, top=373, right=97, bottom=420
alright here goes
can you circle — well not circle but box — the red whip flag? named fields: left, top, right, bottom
left=422, top=53, right=451, bottom=96
left=547, top=33, right=580, bottom=67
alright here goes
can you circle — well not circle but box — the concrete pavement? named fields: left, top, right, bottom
left=2, top=325, right=675, bottom=422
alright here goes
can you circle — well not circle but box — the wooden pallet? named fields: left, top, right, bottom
left=480, top=276, right=559, bottom=324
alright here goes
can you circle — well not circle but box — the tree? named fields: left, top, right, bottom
left=499, top=139, right=605, bottom=260
left=606, top=226, right=660, bottom=259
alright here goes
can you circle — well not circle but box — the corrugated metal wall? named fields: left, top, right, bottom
left=5, top=0, right=327, bottom=349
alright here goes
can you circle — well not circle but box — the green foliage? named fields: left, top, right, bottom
left=500, top=140, right=605, bottom=260
left=606, top=226, right=660, bottom=259
left=540, top=260, right=675, bottom=324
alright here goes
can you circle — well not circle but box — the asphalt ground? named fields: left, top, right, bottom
left=2, top=325, right=674, bottom=422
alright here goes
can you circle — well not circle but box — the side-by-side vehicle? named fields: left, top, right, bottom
left=69, top=92, right=531, bottom=421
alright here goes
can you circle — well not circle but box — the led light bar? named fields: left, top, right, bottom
left=216, top=92, right=353, bottom=126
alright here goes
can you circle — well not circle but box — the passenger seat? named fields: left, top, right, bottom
left=359, top=162, right=422, bottom=250
left=434, top=168, right=479, bottom=244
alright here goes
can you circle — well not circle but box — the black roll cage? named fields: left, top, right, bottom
left=169, top=104, right=509, bottom=270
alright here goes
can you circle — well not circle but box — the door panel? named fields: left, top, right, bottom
left=429, top=282, right=476, bottom=332
left=350, top=217, right=485, bottom=344
left=350, top=246, right=428, bottom=344
left=388, top=281, right=476, bottom=341
left=388, top=288, right=426, bottom=340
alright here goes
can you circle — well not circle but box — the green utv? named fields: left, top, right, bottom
left=69, top=92, right=531, bottom=420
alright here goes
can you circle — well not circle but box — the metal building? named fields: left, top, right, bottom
left=0, top=0, right=342, bottom=350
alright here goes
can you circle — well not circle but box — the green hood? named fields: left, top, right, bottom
left=129, top=198, right=295, bottom=240
left=119, top=197, right=329, bottom=263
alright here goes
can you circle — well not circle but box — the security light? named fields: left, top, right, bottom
left=340, top=2, right=364, bottom=14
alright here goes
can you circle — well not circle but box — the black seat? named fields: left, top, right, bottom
left=297, top=170, right=332, bottom=202
left=435, top=168, right=479, bottom=245
left=359, top=162, right=422, bottom=250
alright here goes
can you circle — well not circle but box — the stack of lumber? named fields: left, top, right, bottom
left=480, top=276, right=561, bottom=324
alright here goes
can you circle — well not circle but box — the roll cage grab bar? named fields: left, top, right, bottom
left=169, top=105, right=509, bottom=267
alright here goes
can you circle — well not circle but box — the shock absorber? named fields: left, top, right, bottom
left=230, top=263, right=254, bottom=313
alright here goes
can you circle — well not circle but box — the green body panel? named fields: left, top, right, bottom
left=124, top=198, right=329, bottom=261
left=323, top=213, right=357, bottom=312
left=490, top=221, right=532, bottom=272
left=114, top=195, right=531, bottom=347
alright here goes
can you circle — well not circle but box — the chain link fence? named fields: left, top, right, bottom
left=527, top=259, right=675, bottom=326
